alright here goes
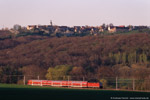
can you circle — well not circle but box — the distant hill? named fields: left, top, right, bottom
left=0, top=33, right=150, bottom=68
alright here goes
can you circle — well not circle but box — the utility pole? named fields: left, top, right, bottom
left=116, top=77, right=118, bottom=90
left=133, top=78, right=135, bottom=91
left=38, top=75, right=40, bottom=80
left=24, top=76, right=26, bottom=85
left=83, top=77, right=85, bottom=81
left=68, top=76, right=69, bottom=88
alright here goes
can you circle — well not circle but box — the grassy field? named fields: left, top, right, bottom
left=0, top=84, right=150, bottom=100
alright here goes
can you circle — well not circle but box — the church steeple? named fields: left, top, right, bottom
left=50, top=20, right=53, bottom=26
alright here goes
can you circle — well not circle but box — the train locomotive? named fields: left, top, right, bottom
left=27, top=80, right=103, bottom=88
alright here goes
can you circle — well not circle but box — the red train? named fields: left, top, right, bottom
left=27, top=80, right=103, bottom=88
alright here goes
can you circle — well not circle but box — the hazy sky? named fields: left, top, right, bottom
left=0, top=0, right=150, bottom=28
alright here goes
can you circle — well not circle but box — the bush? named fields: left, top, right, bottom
left=17, top=80, right=24, bottom=85
left=100, top=79, right=108, bottom=89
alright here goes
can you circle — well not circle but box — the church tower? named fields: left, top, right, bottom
left=50, top=20, right=53, bottom=26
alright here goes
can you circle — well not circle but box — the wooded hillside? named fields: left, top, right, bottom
left=0, top=34, right=150, bottom=67
left=0, top=33, right=150, bottom=89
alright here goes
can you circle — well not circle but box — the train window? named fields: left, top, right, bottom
left=88, top=79, right=99, bottom=82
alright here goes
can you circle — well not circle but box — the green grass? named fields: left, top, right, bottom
left=0, top=84, right=150, bottom=100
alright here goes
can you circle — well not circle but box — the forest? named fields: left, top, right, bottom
left=0, top=33, right=150, bottom=90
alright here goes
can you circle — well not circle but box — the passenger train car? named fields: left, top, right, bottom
left=27, top=80, right=103, bottom=88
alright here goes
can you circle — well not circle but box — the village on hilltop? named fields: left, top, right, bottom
left=0, top=21, right=149, bottom=37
